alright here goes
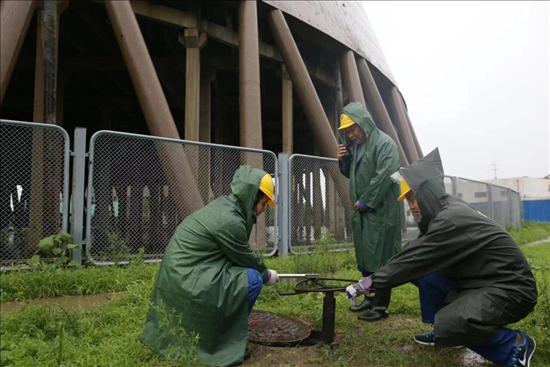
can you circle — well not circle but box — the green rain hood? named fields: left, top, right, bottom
left=373, top=149, right=537, bottom=347
left=142, top=166, right=268, bottom=366
left=340, top=102, right=402, bottom=272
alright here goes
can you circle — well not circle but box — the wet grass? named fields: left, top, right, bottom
left=509, top=221, right=550, bottom=246
left=1, top=224, right=550, bottom=366
left=2, top=242, right=550, bottom=366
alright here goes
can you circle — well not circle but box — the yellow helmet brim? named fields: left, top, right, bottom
left=338, top=114, right=356, bottom=130
left=398, top=179, right=411, bottom=202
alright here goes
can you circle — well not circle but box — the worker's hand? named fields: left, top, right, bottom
left=346, top=276, right=374, bottom=304
left=338, top=144, right=348, bottom=162
left=354, top=201, right=367, bottom=212
left=265, top=270, right=279, bottom=286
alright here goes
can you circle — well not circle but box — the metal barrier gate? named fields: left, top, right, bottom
left=85, top=131, right=278, bottom=264
left=0, top=120, right=70, bottom=268
left=287, top=154, right=353, bottom=254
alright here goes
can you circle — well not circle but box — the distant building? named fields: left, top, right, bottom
left=485, top=177, right=550, bottom=222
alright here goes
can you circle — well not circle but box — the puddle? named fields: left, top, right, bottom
left=0, top=292, right=124, bottom=314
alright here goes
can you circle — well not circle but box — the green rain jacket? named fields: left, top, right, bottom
left=372, top=149, right=538, bottom=347
left=340, top=102, right=402, bottom=272
left=142, top=166, right=268, bottom=367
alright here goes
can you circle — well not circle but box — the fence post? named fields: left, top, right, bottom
left=452, top=176, right=458, bottom=197
left=277, top=153, right=289, bottom=257
left=487, top=184, right=494, bottom=219
left=70, top=127, right=87, bottom=265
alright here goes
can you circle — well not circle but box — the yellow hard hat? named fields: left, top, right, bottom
left=338, top=114, right=356, bottom=130
left=259, top=174, right=276, bottom=206
left=397, top=179, right=411, bottom=202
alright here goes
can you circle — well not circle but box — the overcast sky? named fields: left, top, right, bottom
left=362, top=1, right=549, bottom=181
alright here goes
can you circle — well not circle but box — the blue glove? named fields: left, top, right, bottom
left=357, top=202, right=376, bottom=212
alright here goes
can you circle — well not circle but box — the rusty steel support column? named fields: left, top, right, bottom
left=239, top=0, right=263, bottom=149
left=0, top=0, right=37, bottom=104
left=356, top=59, right=412, bottom=165
left=43, top=0, right=58, bottom=125
left=400, top=94, right=424, bottom=158
left=341, top=50, right=366, bottom=107
left=282, top=65, right=293, bottom=155
left=268, top=9, right=352, bottom=218
left=386, top=86, right=419, bottom=164
left=268, top=9, right=337, bottom=158
left=105, top=0, right=204, bottom=215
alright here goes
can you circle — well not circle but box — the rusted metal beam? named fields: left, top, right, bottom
left=268, top=9, right=337, bottom=158
left=334, top=58, right=343, bottom=136
left=385, top=85, right=419, bottom=165
left=43, top=0, right=58, bottom=125
left=239, top=0, right=263, bottom=150
left=399, top=93, right=424, bottom=158
left=1, top=0, right=37, bottom=104
left=128, top=0, right=335, bottom=87
left=104, top=0, right=204, bottom=215
left=341, top=50, right=365, bottom=107
left=357, top=58, right=412, bottom=165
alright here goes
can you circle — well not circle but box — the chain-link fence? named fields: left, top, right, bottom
left=86, top=131, right=277, bottom=265
left=452, top=177, right=520, bottom=229
left=0, top=120, right=70, bottom=267
left=288, top=154, right=353, bottom=254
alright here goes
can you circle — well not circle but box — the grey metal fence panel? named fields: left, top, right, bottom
left=86, top=131, right=277, bottom=265
left=491, top=184, right=512, bottom=229
left=1, top=120, right=70, bottom=267
left=456, top=178, right=491, bottom=218
left=510, top=191, right=522, bottom=227
left=288, top=154, right=353, bottom=254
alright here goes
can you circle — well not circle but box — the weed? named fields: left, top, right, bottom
left=150, top=301, right=200, bottom=366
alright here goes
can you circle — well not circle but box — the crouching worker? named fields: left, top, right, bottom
left=142, top=166, right=279, bottom=367
left=346, top=149, right=538, bottom=367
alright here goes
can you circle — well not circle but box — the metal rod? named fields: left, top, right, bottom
left=341, top=50, right=366, bottom=107
left=239, top=0, right=263, bottom=149
left=70, top=127, right=86, bottom=265
left=0, top=0, right=37, bottom=104
left=357, top=59, right=413, bottom=165
left=321, top=292, right=336, bottom=345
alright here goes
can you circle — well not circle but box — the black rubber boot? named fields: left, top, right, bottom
left=358, top=288, right=391, bottom=322
left=349, top=296, right=372, bottom=312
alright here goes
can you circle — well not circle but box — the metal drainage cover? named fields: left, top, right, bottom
left=248, top=310, right=311, bottom=346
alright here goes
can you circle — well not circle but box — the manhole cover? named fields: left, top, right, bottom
left=248, top=310, right=311, bottom=346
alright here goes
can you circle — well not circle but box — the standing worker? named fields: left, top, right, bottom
left=346, top=149, right=538, bottom=367
left=338, top=102, right=402, bottom=321
left=142, top=165, right=279, bottom=367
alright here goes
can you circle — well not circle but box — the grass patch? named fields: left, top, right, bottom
left=0, top=262, right=158, bottom=302
left=509, top=221, right=550, bottom=245
left=2, top=243, right=550, bottom=366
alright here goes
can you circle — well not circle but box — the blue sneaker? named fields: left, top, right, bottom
left=508, top=331, right=536, bottom=367
left=414, top=330, right=435, bottom=346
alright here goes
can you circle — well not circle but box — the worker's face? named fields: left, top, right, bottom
left=256, top=196, right=269, bottom=216
left=345, top=124, right=366, bottom=145
left=406, top=191, right=422, bottom=220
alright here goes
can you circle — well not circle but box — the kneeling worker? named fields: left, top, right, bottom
left=347, top=149, right=538, bottom=367
left=142, top=165, right=279, bottom=367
